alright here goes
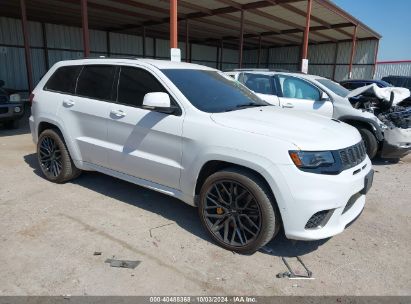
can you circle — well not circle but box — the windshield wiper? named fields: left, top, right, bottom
left=223, top=103, right=267, bottom=112
left=235, top=103, right=267, bottom=109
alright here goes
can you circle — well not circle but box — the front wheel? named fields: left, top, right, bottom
left=358, top=128, right=378, bottom=159
left=198, top=168, right=280, bottom=254
left=37, top=129, right=81, bottom=183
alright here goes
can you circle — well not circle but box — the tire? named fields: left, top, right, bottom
left=198, top=167, right=280, bottom=254
left=37, top=129, right=81, bottom=183
left=358, top=128, right=378, bottom=160
left=5, top=119, right=19, bottom=129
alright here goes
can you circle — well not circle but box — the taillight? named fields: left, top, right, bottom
left=29, top=93, right=35, bottom=105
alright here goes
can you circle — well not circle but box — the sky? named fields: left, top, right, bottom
left=332, top=0, right=411, bottom=61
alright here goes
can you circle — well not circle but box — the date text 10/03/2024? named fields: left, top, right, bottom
left=149, top=297, right=257, bottom=303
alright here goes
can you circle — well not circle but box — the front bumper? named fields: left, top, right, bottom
left=380, top=128, right=411, bottom=159
left=265, top=156, right=372, bottom=241
left=0, top=103, right=25, bottom=122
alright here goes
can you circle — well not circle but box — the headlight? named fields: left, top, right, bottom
left=289, top=151, right=335, bottom=169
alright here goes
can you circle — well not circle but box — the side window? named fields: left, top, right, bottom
left=117, top=67, right=168, bottom=107
left=243, top=73, right=275, bottom=95
left=278, top=75, right=320, bottom=101
left=76, top=65, right=116, bottom=101
left=44, top=66, right=82, bottom=94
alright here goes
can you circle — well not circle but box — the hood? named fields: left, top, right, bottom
left=211, top=106, right=361, bottom=151
left=346, top=83, right=411, bottom=105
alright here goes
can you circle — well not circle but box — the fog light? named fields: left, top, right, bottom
left=14, top=106, right=21, bottom=113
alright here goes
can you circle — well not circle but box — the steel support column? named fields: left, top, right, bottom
left=301, top=0, right=312, bottom=71
left=41, top=22, right=49, bottom=71
left=220, top=39, right=224, bottom=70
left=185, top=19, right=189, bottom=62
left=238, top=10, right=245, bottom=68
left=106, top=31, right=110, bottom=57
left=257, top=35, right=262, bottom=68
left=20, top=0, right=33, bottom=93
left=332, top=42, right=339, bottom=81
left=142, top=26, right=146, bottom=58
left=170, top=0, right=178, bottom=49
left=81, top=0, right=90, bottom=57
left=372, top=40, right=380, bottom=78
left=348, top=25, right=358, bottom=79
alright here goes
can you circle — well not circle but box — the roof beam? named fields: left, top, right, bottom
left=279, top=2, right=352, bottom=38
left=314, top=0, right=381, bottom=39
left=247, top=7, right=336, bottom=42
left=176, top=0, right=300, bottom=44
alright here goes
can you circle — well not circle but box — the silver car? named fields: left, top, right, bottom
left=225, top=70, right=411, bottom=160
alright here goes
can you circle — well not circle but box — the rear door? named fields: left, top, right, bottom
left=239, top=73, right=280, bottom=105
left=275, top=74, right=333, bottom=117
left=106, top=66, right=183, bottom=190
left=56, top=64, right=116, bottom=167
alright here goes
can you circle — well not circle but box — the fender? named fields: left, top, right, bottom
left=35, top=115, right=83, bottom=164
left=180, top=146, right=281, bottom=202
left=339, top=115, right=384, bottom=141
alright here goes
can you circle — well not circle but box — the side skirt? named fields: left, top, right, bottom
left=82, top=162, right=196, bottom=206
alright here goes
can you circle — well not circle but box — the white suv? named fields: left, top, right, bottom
left=30, top=59, right=373, bottom=254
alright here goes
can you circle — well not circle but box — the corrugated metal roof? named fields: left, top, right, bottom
left=0, top=0, right=381, bottom=49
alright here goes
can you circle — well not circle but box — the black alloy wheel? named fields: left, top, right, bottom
left=203, top=180, right=262, bottom=247
left=39, top=136, right=62, bottom=178
left=199, top=168, right=280, bottom=254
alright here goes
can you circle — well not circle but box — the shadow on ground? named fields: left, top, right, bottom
left=371, top=157, right=401, bottom=166
left=24, top=152, right=330, bottom=257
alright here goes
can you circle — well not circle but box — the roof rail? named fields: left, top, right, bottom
left=228, top=68, right=290, bottom=72
left=83, top=56, right=140, bottom=60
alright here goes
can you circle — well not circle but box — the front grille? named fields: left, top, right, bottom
left=0, top=107, right=8, bottom=114
left=305, top=210, right=333, bottom=229
left=0, top=95, right=8, bottom=103
left=339, top=141, right=367, bottom=170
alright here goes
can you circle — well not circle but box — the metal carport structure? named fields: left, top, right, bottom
left=0, top=0, right=381, bottom=92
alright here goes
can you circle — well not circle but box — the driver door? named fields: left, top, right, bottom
left=275, top=74, right=333, bottom=117
left=106, top=66, right=183, bottom=190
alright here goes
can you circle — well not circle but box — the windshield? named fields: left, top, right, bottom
left=316, top=78, right=350, bottom=97
left=161, top=69, right=267, bottom=113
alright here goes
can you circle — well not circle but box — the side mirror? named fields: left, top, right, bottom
left=0, top=80, right=4, bottom=87
left=142, top=92, right=175, bottom=114
left=320, top=91, right=330, bottom=101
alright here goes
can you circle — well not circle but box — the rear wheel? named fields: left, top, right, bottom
left=198, top=168, right=280, bottom=254
left=37, top=129, right=81, bottom=183
left=358, top=128, right=378, bottom=159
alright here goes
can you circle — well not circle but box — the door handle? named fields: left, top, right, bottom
left=283, top=102, right=294, bottom=108
left=63, top=99, right=75, bottom=107
left=110, top=109, right=126, bottom=117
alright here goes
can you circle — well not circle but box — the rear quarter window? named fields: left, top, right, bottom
left=44, top=66, right=82, bottom=94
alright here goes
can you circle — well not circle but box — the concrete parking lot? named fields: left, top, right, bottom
left=0, top=122, right=410, bottom=296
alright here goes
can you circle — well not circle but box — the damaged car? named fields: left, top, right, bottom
left=347, top=83, right=411, bottom=159
left=225, top=70, right=411, bottom=160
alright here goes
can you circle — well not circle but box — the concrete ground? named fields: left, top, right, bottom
left=0, top=121, right=410, bottom=296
